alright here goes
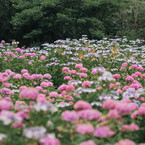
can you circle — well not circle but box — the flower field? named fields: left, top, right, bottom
left=0, top=37, right=145, bottom=145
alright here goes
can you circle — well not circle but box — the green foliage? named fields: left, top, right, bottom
left=0, top=0, right=14, bottom=41
left=0, top=0, right=145, bottom=45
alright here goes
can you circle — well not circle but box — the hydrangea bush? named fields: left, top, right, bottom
left=0, top=37, right=145, bottom=144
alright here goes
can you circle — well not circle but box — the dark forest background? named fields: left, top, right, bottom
left=1, top=0, right=145, bottom=46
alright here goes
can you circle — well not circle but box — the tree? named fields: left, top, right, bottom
left=0, top=0, right=14, bottom=41
left=11, top=0, right=105, bottom=44
left=10, top=0, right=145, bottom=45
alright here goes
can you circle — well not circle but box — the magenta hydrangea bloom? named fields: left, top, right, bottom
left=62, top=110, right=78, bottom=122
left=82, top=81, right=91, bottom=87
left=94, top=126, right=110, bottom=138
left=74, top=100, right=92, bottom=110
left=80, top=140, right=96, bottom=145
left=76, top=124, right=94, bottom=134
left=78, top=109, right=101, bottom=120
left=40, top=136, right=60, bottom=145
left=0, top=100, right=13, bottom=110
left=115, top=139, right=135, bottom=145
left=20, top=88, right=39, bottom=100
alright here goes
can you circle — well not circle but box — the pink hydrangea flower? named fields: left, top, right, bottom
left=15, top=101, right=29, bottom=112
left=122, top=63, right=128, bottom=67
left=141, top=73, right=145, bottom=79
left=126, top=76, right=134, bottom=82
left=78, top=109, right=101, bottom=120
left=121, top=125, right=129, bottom=131
left=74, top=101, right=92, bottom=110
left=109, top=83, right=115, bottom=89
left=60, top=91, right=67, bottom=97
left=17, top=111, right=29, bottom=120
left=96, top=86, right=102, bottom=90
left=80, top=73, right=87, bottom=78
left=82, top=81, right=91, bottom=87
left=3, top=97, right=11, bottom=102
left=33, top=82, right=38, bottom=85
left=131, top=74, right=138, bottom=78
left=91, top=70, right=97, bottom=74
left=15, top=48, right=22, bottom=53
left=19, top=86, right=27, bottom=90
left=130, top=83, right=142, bottom=90
left=115, top=139, right=135, bottom=145
left=12, top=121, right=24, bottom=128
left=113, top=74, right=120, bottom=79
left=117, top=89, right=123, bottom=94
left=106, top=109, right=121, bottom=119
left=4, top=82, right=10, bottom=88
left=75, top=64, right=83, bottom=69
left=40, top=136, right=60, bottom=145
left=140, top=103, right=145, bottom=108
left=1, top=40, right=5, bottom=43
left=70, top=70, right=77, bottom=75
left=80, top=67, right=88, bottom=72
left=37, top=94, right=47, bottom=103
left=43, top=74, right=52, bottom=79
left=40, top=55, right=46, bottom=60
left=65, top=95, right=73, bottom=100
left=62, top=110, right=78, bottom=122
left=94, top=126, right=110, bottom=138
left=80, top=140, right=96, bottom=145
left=122, top=86, right=130, bottom=91
left=28, top=62, right=32, bottom=65
left=4, top=58, right=8, bottom=61
left=121, top=99, right=131, bottom=103
left=20, top=88, right=39, bottom=100
left=66, top=85, right=75, bottom=92
left=13, top=74, right=21, bottom=79
left=64, top=76, right=72, bottom=80
left=20, top=55, right=25, bottom=59
left=128, top=123, right=139, bottom=131
left=6, top=52, right=16, bottom=57
left=62, top=67, right=70, bottom=73
left=102, top=99, right=116, bottom=110
left=42, top=89, right=49, bottom=94
left=58, top=84, right=67, bottom=91
left=137, top=66, right=144, bottom=71
left=135, top=72, right=142, bottom=76
left=138, top=107, right=145, bottom=115
left=1, top=88, right=14, bottom=96
left=0, top=100, right=13, bottom=110
left=5, top=69, right=12, bottom=74
left=131, top=64, right=138, bottom=69
left=35, top=86, right=43, bottom=91
left=40, top=82, right=53, bottom=87
left=131, top=111, right=139, bottom=119
left=31, top=74, right=43, bottom=80
left=76, top=124, right=94, bottom=134
left=49, top=92, right=58, bottom=97
left=116, top=102, right=137, bottom=115
left=21, top=69, right=28, bottom=74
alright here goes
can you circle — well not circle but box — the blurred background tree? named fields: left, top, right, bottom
left=0, top=0, right=145, bottom=45
left=0, top=0, right=15, bottom=41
